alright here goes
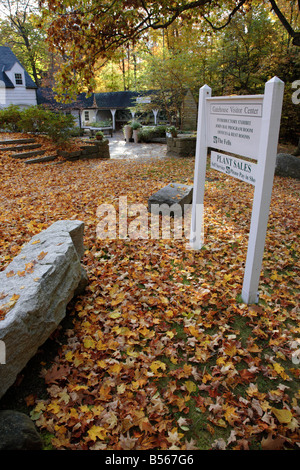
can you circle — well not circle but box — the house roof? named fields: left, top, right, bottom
left=0, top=46, right=38, bottom=89
left=94, top=91, right=140, bottom=109
left=36, top=87, right=94, bottom=109
left=37, top=88, right=157, bottom=110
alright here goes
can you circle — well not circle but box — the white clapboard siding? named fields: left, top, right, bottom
left=3, top=62, right=37, bottom=108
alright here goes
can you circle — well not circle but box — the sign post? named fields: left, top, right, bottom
left=190, top=77, right=284, bottom=304
left=190, top=84, right=211, bottom=250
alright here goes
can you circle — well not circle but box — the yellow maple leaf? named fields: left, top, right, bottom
left=166, top=330, right=175, bottom=339
left=111, top=291, right=126, bottom=306
left=109, top=310, right=122, bottom=319
left=202, top=372, right=212, bottom=384
left=47, top=401, right=60, bottom=414
left=65, top=351, right=73, bottom=362
left=224, top=405, right=238, bottom=425
left=83, top=337, right=96, bottom=349
left=117, top=383, right=126, bottom=394
left=87, top=425, right=107, bottom=441
left=273, top=362, right=290, bottom=380
left=109, top=363, right=122, bottom=375
left=126, top=345, right=139, bottom=357
left=150, top=360, right=167, bottom=374
left=37, top=251, right=48, bottom=260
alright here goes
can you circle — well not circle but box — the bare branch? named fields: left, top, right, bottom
left=202, top=0, right=248, bottom=31
left=269, top=0, right=300, bottom=46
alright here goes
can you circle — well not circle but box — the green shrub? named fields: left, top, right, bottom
left=0, top=105, right=22, bottom=131
left=130, top=120, right=142, bottom=130
left=70, top=127, right=85, bottom=137
left=138, top=125, right=167, bottom=142
left=0, top=105, right=75, bottom=144
left=45, top=113, right=75, bottom=144
left=18, top=106, right=53, bottom=133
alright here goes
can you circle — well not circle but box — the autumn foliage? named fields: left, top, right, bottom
left=0, top=133, right=299, bottom=450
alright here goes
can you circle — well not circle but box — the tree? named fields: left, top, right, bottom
left=0, top=0, right=50, bottom=86
left=209, top=4, right=281, bottom=95
left=38, top=0, right=300, bottom=99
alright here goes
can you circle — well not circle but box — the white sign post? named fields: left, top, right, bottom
left=190, top=77, right=284, bottom=304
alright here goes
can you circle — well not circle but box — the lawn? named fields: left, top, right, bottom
left=0, top=133, right=299, bottom=450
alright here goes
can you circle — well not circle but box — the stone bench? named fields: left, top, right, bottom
left=0, top=220, right=87, bottom=399
left=148, top=183, right=193, bottom=216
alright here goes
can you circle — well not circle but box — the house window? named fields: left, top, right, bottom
left=84, top=111, right=90, bottom=122
left=15, top=73, right=23, bottom=85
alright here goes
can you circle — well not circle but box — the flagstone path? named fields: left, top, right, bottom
left=108, top=131, right=169, bottom=160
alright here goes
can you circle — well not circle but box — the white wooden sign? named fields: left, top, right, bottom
left=210, top=151, right=257, bottom=186
left=190, top=77, right=284, bottom=304
left=207, top=97, right=263, bottom=159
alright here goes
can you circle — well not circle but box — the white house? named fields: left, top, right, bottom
left=0, top=46, right=37, bottom=109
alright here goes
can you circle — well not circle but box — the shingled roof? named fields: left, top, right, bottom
left=37, top=88, right=157, bottom=110
left=0, top=46, right=37, bottom=89
left=36, top=87, right=94, bottom=109
left=94, top=91, right=140, bottom=109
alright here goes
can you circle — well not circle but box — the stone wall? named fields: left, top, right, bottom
left=167, top=135, right=196, bottom=157
left=58, top=139, right=110, bottom=161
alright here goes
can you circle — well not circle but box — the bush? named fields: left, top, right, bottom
left=138, top=125, right=167, bottom=142
left=0, top=105, right=22, bottom=131
left=0, top=105, right=75, bottom=144
left=130, top=120, right=142, bottom=130
left=44, top=113, right=75, bottom=144
left=18, top=106, right=53, bottom=133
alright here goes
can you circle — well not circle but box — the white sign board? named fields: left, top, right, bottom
left=207, top=97, right=263, bottom=159
left=190, top=78, right=284, bottom=304
left=210, top=151, right=257, bottom=186
left=137, top=96, right=151, bottom=104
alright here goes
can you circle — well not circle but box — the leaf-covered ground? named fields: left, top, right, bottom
left=0, top=133, right=299, bottom=450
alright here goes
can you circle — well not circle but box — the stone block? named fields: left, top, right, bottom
left=0, top=220, right=85, bottom=399
left=0, top=410, right=43, bottom=450
left=148, top=183, right=193, bottom=216
left=275, top=153, right=300, bottom=179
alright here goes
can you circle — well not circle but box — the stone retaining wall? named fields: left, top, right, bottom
left=58, top=139, right=110, bottom=161
left=167, top=135, right=196, bottom=157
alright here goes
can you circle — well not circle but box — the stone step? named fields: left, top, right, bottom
left=0, top=143, right=41, bottom=152
left=0, top=138, right=36, bottom=145
left=25, top=154, right=58, bottom=164
left=10, top=149, right=46, bottom=159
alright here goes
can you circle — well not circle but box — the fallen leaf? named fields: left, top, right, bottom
left=261, top=433, right=285, bottom=450
left=271, top=407, right=293, bottom=424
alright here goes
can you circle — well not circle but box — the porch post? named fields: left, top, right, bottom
left=152, top=109, right=159, bottom=125
left=110, top=109, right=116, bottom=130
